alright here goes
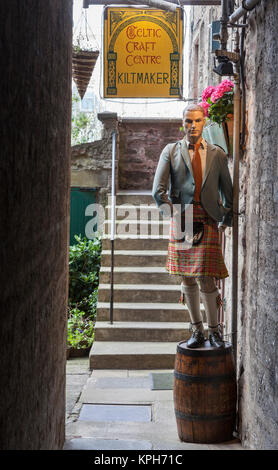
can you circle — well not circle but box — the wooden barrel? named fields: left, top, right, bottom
left=173, top=339, right=237, bottom=444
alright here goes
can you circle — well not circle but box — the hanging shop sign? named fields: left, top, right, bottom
left=103, top=7, right=183, bottom=98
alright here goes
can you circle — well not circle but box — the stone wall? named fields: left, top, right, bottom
left=188, top=5, right=222, bottom=101
left=71, top=112, right=118, bottom=206
left=118, top=118, right=184, bottom=190
left=187, top=1, right=278, bottom=449
left=0, top=0, right=72, bottom=449
left=71, top=116, right=184, bottom=194
left=235, top=0, right=278, bottom=449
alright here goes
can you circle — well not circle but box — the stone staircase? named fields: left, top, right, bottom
left=89, top=190, right=205, bottom=369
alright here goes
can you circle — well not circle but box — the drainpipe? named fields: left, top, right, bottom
left=126, top=0, right=178, bottom=12
left=84, top=0, right=178, bottom=12
left=220, top=0, right=229, bottom=50
left=229, top=0, right=262, bottom=24
left=231, top=30, right=241, bottom=367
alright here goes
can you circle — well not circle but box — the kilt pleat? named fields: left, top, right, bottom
left=166, top=203, right=228, bottom=279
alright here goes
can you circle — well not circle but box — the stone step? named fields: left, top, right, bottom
left=97, top=283, right=181, bottom=303
left=94, top=190, right=195, bottom=372
left=103, top=220, right=170, bottom=237
left=99, top=266, right=180, bottom=285
left=89, top=341, right=178, bottom=369
left=100, top=250, right=168, bottom=267
left=96, top=302, right=195, bottom=322
left=94, top=321, right=196, bottom=342
left=112, top=191, right=154, bottom=206
left=101, top=236, right=169, bottom=251
left=105, top=204, right=161, bottom=221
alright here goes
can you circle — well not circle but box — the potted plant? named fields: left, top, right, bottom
left=67, top=307, right=95, bottom=357
left=199, top=80, right=234, bottom=154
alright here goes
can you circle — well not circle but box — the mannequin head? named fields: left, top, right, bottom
left=183, top=104, right=206, bottom=145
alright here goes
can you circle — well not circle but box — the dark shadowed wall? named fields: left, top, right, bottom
left=0, top=0, right=72, bottom=449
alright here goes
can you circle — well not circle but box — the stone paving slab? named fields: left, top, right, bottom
left=128, top=369, right=173, bottom=376
left=65, top=362, right=244, bottom=451
left=91, top=369, right=129, bottom=377
left=66, top=357, right=90, bottom=417
left=79, top=404, right=152, bottom=423
left=80, top=386, right=173, bottom=404
left=65, top=413, right=243, bottom=451
left=65, top=419, right=211, bottom=450
left=64, top=437, right=152, bottom=450
left=66, top=357, right=91, bottom=375
left=89, top=376, right=150, bottom=389
left=150, top=372, right=174, bottom=390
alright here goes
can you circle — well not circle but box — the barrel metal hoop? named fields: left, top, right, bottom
left=174, top=370, right=236, bottom=384
left=175, top=409, right=236, bottom=422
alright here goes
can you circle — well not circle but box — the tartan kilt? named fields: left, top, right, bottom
left=166, top=203, right=229, bottom=279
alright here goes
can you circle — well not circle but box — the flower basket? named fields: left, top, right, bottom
left=72, top=8, right=99, bottom=99
left=199, top=80, right=234, bottom=155
left=72, top=48, right=99, bottom=100
left=68, top=346, right=91, bottom=358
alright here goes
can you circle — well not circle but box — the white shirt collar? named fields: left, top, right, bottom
left=185, top=137, right=206, bottom=149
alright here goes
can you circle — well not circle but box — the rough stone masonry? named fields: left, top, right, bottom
left=225, top=0, right=278, bottom=450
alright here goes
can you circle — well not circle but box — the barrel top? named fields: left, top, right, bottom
left=177, top=340, right=233, bottom=357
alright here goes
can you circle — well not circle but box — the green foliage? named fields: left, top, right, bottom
left=71, top=94, right=92, bottom=146
left=69, top=234, right=101, bottom=306
left=67, top=235, right=102, bottom=350
left=67, top=308, right=95, bottom=350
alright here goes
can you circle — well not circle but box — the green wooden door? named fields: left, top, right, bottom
left=70, top=187, right=97, bottom=245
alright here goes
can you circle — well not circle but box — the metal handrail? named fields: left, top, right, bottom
left=109, top=131, right=117, bottom=325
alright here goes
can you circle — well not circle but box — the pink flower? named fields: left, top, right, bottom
left=198, top=101, right=210, bottom=117
left=219, top=79, right=234, bottom=92
left=210, top=89, right=223, bottom=103
left=210, top=80, right=234, bottom=102
left=202, top=86, right=215, bottom=102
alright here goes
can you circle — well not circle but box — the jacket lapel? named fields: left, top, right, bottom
left=201, top=142, right=215, bottom=188
left=180, top=138, right=193, bottom=176
left=180, top=139, right=216, bottom=187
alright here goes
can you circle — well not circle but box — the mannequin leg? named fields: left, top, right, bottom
left=180, top=277, right=204, bottom=334
left=180, top=277, right=205, bottom=348
left=199, top=277, right=224, bottom=347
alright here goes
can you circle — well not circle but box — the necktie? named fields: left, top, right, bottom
left=191, top=143, right=202, bottom=201
left=188, top=142, right=203, bottom=150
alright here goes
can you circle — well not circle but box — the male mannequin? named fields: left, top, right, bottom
left=152, top=104, right=233, bottom=348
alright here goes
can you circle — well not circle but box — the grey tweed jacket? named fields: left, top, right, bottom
left=152, top=138, right=233, bottom=227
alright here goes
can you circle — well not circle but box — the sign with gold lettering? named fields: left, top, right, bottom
left=103, top=7, right=183, bottom=98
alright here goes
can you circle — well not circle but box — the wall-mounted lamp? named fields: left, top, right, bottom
left=213, top=55, right=234, bottom=76
left=213, top=49, right=240, bottom=77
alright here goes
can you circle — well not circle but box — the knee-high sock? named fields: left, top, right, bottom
left=180, top=283, right=204, bottom=333
left=200, top=289, right=220, bottom=334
